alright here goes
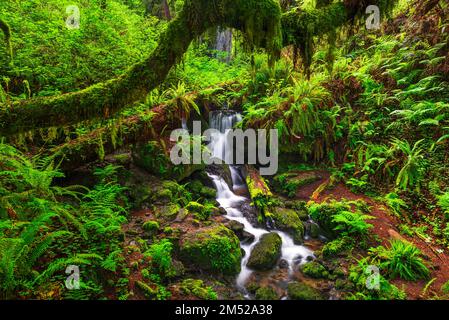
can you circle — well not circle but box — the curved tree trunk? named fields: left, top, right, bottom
left=0, top=0, right=282, bottom=136
left=0, top=0, right=397, bottom=136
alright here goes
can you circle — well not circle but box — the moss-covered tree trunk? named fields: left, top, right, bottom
left=0, top=0, right=398, bottom=136
left=0, top=0, right=282, bottom=136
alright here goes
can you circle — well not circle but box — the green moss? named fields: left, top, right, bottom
left=136, top=281, right=171, bottom=300
left=0, top=0, right=283, bottom=136
left=321, top=237, right=353, bottom=258
left=185, top=201, right=210, bottom=221
left=287, top=282, right=323, bottom=300
left=180, top=279, right=218, bottom=300
left=255, top=286, right=278, bottom=300
left=271, top=207, right=305, bottom=244
left=301, top=261, right=329, bottom=279
left=247, top=232, right=282, bottom=270
left=155, top=204, right=180, bottom=221
left=179, top=225, right=241, bottom=275
left=274, top=172, right=320, bottom=198
left=142, top=220, right=160, bottom=234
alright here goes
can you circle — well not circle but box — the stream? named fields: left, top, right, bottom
left=206, top=111, right=314, bottom=296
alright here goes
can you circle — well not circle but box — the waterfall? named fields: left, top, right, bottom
left=207, top=111, right=314, bottom=295
left=215, top=27, right=232, bottom=63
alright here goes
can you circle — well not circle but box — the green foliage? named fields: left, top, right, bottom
left=180, top=279, right=218, bottom=300
left=369, top=240, right=430, bottom=281
left=437, top=192, right=449, bottom=219
left=348, top=257, right=406, bottom=300
left=332, top=210, right=374, bottom=238
left=308, top=199, right=373, bottom=239
left=384, top=192, right=408, bottom=220
left=145, top=239, right=175, bottom=278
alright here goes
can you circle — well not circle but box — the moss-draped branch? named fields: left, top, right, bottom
left=0, top=0, right=398, bottom=136
left=0, top=0, right=282, bottom=136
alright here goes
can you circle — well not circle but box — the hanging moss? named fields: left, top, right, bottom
left=0, top=18, right=12, bottom=62
left=281, top=0, right=398, bottom=75
left=0, top=0, right=282, bottom=136
left=0, top=0, right=400, bottom=136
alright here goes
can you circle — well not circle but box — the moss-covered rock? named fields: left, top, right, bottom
left=247, top=233, right=282, bottom=270
left=270, top=207, right=305, bottom=244
left=285, top=200, right=309, bottom=221
left=155, top=203, right=181, bottom=221
left=287, top=282, right=323, bottom=300
left=255, top=286, right=278, bottom=300
left=185, top=201, right=213, bottom=221
left=142, top=220, right=160, bottom=236
left=180, top=279, right=218, bottom=300
left=187, top=180, right=217, bottom=199
left=300, top=261, right=329, bottom=279
left=179, top=225, right=242, bottom=275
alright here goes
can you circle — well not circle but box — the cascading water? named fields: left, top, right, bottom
left=206, top=111, right=314, bottom=295
left=215, top=27, right=232, bottom=63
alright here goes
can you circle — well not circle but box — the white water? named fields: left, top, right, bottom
left=207, top=111, right=314, bottom=291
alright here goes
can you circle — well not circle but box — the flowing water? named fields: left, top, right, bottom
left=206, top=111, right=314, bottom=294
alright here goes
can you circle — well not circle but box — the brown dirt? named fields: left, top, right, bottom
left=295, top=171, right=449, bottom=299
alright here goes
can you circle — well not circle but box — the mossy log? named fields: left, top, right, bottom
left=0, top=0, right=398, bottom=136
left=51, top=82, right=238, bottom=170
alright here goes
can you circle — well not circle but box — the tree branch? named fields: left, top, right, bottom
left=0, top=0, right=282, bottom=136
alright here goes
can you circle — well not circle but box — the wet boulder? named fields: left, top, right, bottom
left=179, top=225, right=242, bottom=275
left=270, top=207, right=305, bottom=244
left=247, top=233, right=282, bottom=270
left=226, top=220, right=255, bottom=244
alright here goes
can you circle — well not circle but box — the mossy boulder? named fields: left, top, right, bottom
left=247, top=233, right=282, bottom=270
left=300, top=261, right=329, bottom=279
left=255, top=286, right=278, bottom=300
left=142, top=220, right=159, bottom=236
left=287, top=282, right=323, bottom=300
left=185, top=201, right=214, bottom=221
left=187, top=180, right=217, bottom=199
left=285, top=200, right=309, bottom=221
left=270, top=207, right=305, bottom=244
left=179, top=225, right=242, bottom=275
left=155, top=203, right=181, bottom=221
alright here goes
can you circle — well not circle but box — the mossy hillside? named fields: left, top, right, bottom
left=247, top=232, right=282, bottom=270
left=271, top=207, right=305, bottom=244
left=179, top=225, right=242, bottom=275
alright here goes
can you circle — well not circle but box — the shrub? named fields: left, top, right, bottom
left=369, top=240, right=430, bottom=281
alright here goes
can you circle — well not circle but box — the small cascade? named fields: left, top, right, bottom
left=207, top=111, right=314, bottom=294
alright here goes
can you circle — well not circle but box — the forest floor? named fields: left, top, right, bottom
left=296, top=170, right=449, bottom=299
